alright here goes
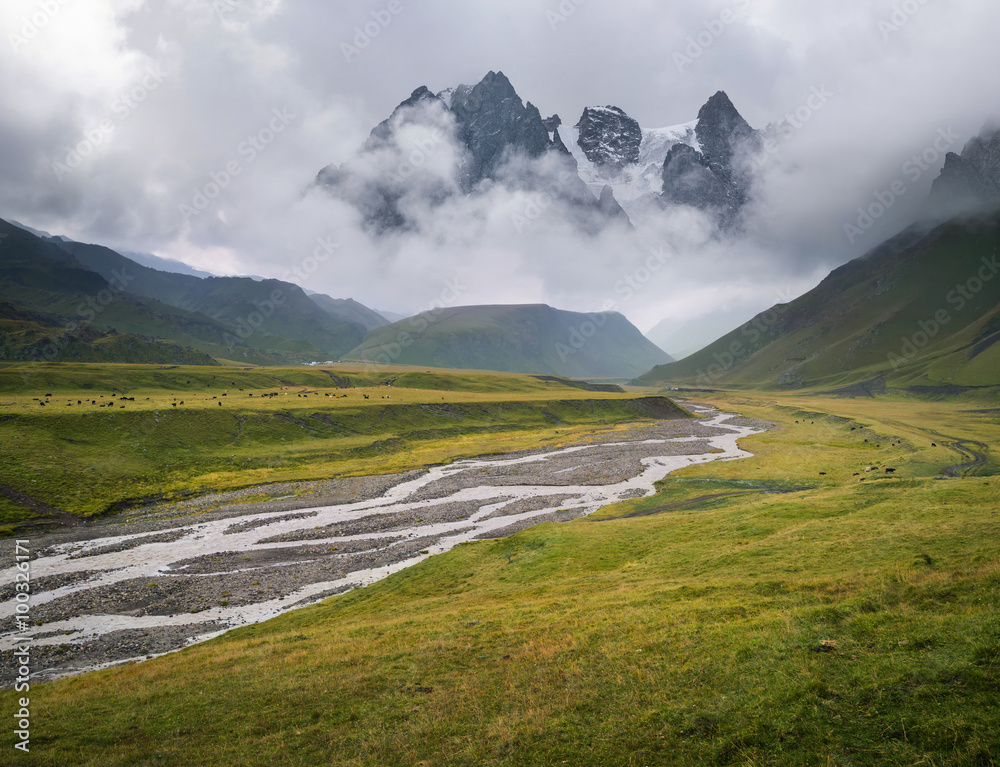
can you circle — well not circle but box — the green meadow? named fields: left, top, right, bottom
left=1, top=366, right=998, bottom=765
left=0, top=362, right=677, bottom=530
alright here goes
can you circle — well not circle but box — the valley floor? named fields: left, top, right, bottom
left=0, top=409, right=765, bottom=682
left=0, top=382, right=997, bottom=765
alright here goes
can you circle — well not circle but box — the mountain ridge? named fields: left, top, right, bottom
left=346, top=303, right=672, bottom=379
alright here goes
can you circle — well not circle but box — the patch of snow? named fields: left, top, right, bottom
left=567, top=118, right=700, bottom=213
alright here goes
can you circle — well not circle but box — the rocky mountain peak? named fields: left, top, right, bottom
left=575, top=106, right=643, bottom=170
left=656, top=91, right=762, bottom=227
left=365, top=85, right=443, bottom=151
left=928, top=124, right=1000, bottom=216
left=542, top=114, right=562, bottom=132
left=449, top=71, right=553, bottom=191
left=695, top=91, right=759, bottom=173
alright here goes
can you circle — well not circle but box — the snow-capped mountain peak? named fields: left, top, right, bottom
left=567, top=110, right=700, bottom=211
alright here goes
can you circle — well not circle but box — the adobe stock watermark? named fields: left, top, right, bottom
left=358, top=278, right=468, bottom=368
left=752, top=86, right=833, bottom=170
left=8, top=0, right=70, bottom=53
left=887, top=252, right=999, bottom=371
left=674, top=0, right=752, bottom=73
left=52, top=64, right=169, bottom=182
left=222, top=235, right=338, bottom=346
left=879, top=0, right=933, bottom=41
left=547, top=0, right=588, bottom=30
left=11, top=539, right=33, bottom=754
left=341, top=0, right=406, bottom=64
left=389, top=127, right=446, bottom=184
left=510, top=166, right=583, bottom=234
left=556, top=243, right=674, bottom=364
left=843, top=127, right=960, bottom=245
left=212, top=0, right=240, bottom=23
left=179, top=107, right=295, bottom=225
left=693, top=290, right=798, bottom=387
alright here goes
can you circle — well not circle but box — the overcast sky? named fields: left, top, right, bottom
left=2, top=0, right=998, bottom=335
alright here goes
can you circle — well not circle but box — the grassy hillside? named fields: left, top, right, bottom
left=347, top=304, right=672, bottom=379
left=0, top=302, right=218, bottom=365
left=638, top=211, right=1000, bottom=389
left=0, top=362, right=685, bottom=527
left=5, top=390, right=997, bottom=765
left=0, top=218, right=333, bottom=365
left=54, top=238, right=368, bottom=359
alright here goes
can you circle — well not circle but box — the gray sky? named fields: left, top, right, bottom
left=2, top=0, right=998, bottom=334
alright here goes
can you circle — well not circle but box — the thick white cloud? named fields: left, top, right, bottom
left=1, top=0, right=998, bottom=339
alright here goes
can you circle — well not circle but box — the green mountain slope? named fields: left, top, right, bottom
left=0, top=219, right=312, bottom=365
left=637, top=211, right=1000, bottom=389
left=347, top=304, right=672, bottom=379
left=52, top=238, right=368, bottom=358
left=0, top=302, right=218, bottom=365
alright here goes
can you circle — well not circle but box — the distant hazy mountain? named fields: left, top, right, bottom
left=375, top=309, right=410, bottom=324
left=119, top=249, right=218, bottom=279
left=646, top=309, right=755, bottom=360
left=346, top=303, right=672, bottom=379
left=309, top=294, right=389, bottom=332
left=635, top=210, right=1000, bottom=389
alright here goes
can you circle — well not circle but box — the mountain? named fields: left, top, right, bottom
left=575, top=106, right=643, bottom=171
left=0, top=218, right=389, bottom=364
left=562, top=91, right=760, bottom=226
left=646, top=308, right=756, bottom=360
left=928, top=123, right=1000, bottom=218
left=118, top=249, right=218, bottom=279
left=315, top=71, right=631, bottom=234
left=0, top=301, right=218, bottom=365
left=565, top=112, right=699, bottom=217
left=345, top=304, right=672, bottom=379
left=317, top=74, right=766, bottom=234
left=660, top=91, right=762, bottom=225
left=50, top=238, right=371, bottom=360
left=375, top=309, right=410, bottom=323
left=0, top=219, right=219, bottom=365
left=635, top=210, right=1000, bottom=390
left=309, top=294, right=389, bottom=332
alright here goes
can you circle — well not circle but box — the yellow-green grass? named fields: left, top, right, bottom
left=4, top=391, right=998, bottom=765
left=0, top=363, right=684, bottom=524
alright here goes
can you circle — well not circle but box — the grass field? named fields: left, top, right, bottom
left=2, top=379, right=997, bottom=765
left=0, top=362, right=680, bottom=530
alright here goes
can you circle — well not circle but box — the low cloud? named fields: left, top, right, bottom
left=1, top=0, right=999, bottom=335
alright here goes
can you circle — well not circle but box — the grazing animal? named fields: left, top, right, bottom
left=364, top=395, right=369, bottom=400
left=932, top=443, right=937, bottom=447
left=885, top=468, right=896, bottom=473
left=853, top=473, right=860, bottom=476
left=819, top=472, right=827, bottom=475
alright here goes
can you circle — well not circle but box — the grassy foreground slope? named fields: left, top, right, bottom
left=0, top=362, right=681, bottom=529
left=6, top=390, right=998, bottom=765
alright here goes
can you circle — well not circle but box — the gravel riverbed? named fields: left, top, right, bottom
left=0, top=409, right=770, bottom=684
